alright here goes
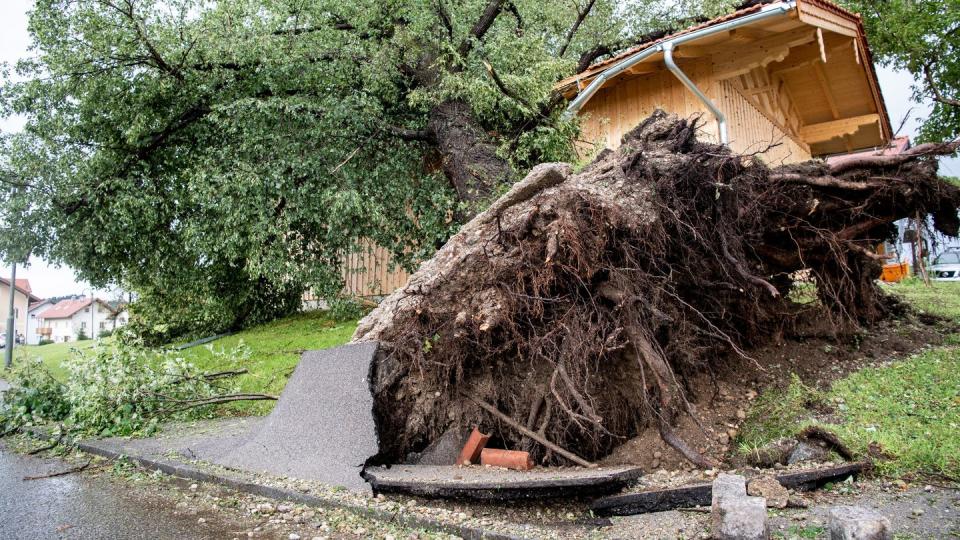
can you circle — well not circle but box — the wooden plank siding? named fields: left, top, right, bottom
left=341, top=242, right=410, bottom=297
left=577, top=59, right=812, bottom=165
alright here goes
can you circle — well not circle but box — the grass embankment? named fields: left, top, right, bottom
left=182, top=311, right=357, bottom=415
left=14, top=339, right=99, bottom=380
left=883, top=277, right=960, bottom=320
left=740, top=279, right=960, bottom=480
left=13, top=310, right=357, bottom=416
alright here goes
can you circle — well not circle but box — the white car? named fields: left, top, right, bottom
left=931, top=250, right=960, bottom=281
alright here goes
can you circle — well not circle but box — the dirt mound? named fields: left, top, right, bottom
left=353, top=111, right=959, bottom=468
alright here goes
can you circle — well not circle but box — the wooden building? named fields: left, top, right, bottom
left=344, top=0, right=892, bottom=298
left=558, top=0, right=892, bottom=165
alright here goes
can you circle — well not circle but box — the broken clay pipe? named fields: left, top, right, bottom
left=480, top=448, right=535, bottom=471
left=457, top=426, right=491, bottom=465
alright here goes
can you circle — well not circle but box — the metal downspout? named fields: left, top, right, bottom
left=562, top=1, right=797, bottom=128
left=662, top=41, right=729, bottom=145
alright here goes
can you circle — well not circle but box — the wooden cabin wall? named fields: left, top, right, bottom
left=718, top=80, right=812, bottom=165
left=341, top=241, right=410, bottom=297
left=577, top=60, right=811, bottom=165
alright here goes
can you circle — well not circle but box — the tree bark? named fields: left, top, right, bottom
left=427, top=100, right=516, bottom=218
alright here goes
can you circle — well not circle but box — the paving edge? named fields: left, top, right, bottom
left=20, top=428, right=523, bottom=540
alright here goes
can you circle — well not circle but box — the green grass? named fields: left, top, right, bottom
left=11, top=310, right=357, bottom=416
left=177, top=310, right=357, bottom=415
left=883, top=278, right=960, bottom=320
left=772, top=525, right=826, bottom=540
left=829, top=347, right=960, bottom=478
left=739, top=278, right=960, bottom=479
left=14, top=339, right=100, bottom=380
left=739, top=346, right=960, bottom=479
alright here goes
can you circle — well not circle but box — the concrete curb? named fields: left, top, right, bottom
left=22, top=428, right=523, bottom=540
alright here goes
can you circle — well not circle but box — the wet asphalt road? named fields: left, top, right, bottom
left=0, top=445, right=244, bottom=539
left=1, top=375, right=240, bottom=539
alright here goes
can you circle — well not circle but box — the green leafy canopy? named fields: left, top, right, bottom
left=0, top=0, right=738, bottom=338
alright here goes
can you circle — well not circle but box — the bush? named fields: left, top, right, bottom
left=37, top=338, right=53, bottom=346
left=76, top=328, right=89, bottom=341
left=1, top=340, right=251, bottom=437
left=327, top=296, right=370, bottom=322
left=0, top=360, right=71, bottom=428
left=98, top=329, right=114, bottom=338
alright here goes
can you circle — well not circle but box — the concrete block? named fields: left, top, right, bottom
left=712, top=473, right=747, bottom=506
left=712, top=474, right=768, bottom=540
left=828, top=506, right=892, bottom=540
left=713, top=496, right=769, bottom=540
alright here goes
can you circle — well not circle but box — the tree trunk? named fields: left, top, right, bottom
left=427, top=100, right=515, bottom=219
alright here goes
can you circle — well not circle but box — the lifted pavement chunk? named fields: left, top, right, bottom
left=194, top=342, right=381, bottom=492
left=363, top=464, right=642, bottom=500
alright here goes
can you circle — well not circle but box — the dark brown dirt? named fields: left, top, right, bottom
left=600, top=311, right=951, bottom=472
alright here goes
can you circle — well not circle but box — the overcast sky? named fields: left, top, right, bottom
left=1, top=0, right=957, bottom=297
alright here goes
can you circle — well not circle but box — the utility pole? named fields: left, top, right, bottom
left=5, top=262, right=16, bottom=369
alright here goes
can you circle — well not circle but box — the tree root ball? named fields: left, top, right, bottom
left=353, top=111, right=960, bottom=467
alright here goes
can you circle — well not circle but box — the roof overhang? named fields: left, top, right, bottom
left=558, top=0, right=892, bottom=156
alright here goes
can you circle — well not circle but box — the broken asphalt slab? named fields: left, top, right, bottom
left=363, top=464, right=643, bottom=500
left=591, top=463, right=866, bottom=516
left=188, top=342, right=381, bottom=492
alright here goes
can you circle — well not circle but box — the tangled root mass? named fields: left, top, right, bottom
left=353, top=111, right=960, bottom=467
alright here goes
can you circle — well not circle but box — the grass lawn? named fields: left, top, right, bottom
left=177, top=310, right=357, bottom=415
left=10, top=310, right=357, bottom=416
left=13, top=339, right=100, bottom=380
left=741, top=279, right=960, bottom=480
left=883, top=278, right=960, bottom=320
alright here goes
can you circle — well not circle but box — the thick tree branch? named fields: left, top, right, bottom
left=829, top=141, right=960, bottom=174
left=435, top=0, right=454, bottom=41
left=386, top=125, right=436, bottom=143
left=922, top=63, right=960, bottom=108
left=457, top=0, right=507, bottom=60
left=575, top=43, right=617, bottom=74
left=558, top=0, right=598, bottom=58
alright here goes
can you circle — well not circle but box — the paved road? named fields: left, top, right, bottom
left=0, top=444, right=245, bottom=539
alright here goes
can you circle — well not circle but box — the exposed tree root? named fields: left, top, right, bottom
left=354, top=111, right=960, bottom=467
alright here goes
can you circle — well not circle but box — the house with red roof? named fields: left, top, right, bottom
left=1, top=277, right=41, bottom=344
left=35, top=297, right=126, bottom=343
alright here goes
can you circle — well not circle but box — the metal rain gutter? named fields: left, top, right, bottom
left=562, top=0, right=798, bottom=142
left=662, top=41, right=729, bottom=144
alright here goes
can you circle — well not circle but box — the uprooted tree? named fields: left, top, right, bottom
left=0, top=0, right=743, bottom=341
left=354, top=111, right=960, bottom=468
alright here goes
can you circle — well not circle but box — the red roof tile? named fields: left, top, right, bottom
left=41, top=298, right=115, bottom=319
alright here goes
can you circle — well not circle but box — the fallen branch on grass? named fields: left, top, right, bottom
left=27, top=430, right=64, bottom=455
left=23, top=458, right=94, bottom=481
left=798, top=426, right=855, bottom=461
left=157, top=393, right=278, bottom=414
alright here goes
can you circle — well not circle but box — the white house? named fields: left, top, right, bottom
left=1, top=277, right=41, bottom=344
left=26, top=299, right=55, bottom=345
left=37, top=297, right=127, bottom=343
